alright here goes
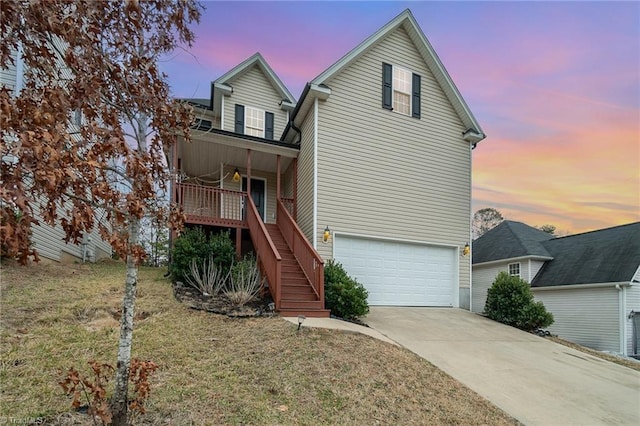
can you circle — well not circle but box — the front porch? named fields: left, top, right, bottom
left=170, top=129, right=327, bottom=317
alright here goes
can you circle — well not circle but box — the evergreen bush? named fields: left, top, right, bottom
left=170, top=227, right=235, bottom=283
left=324, top=260, right=369, bottom=320
left=484, top=271, right=554, bottom=331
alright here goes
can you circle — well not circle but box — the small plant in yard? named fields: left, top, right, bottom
left=225, top=255, right=263, bottom=307
left=484, top=271, right=554, bottom=331
left=185, top=256, right=228, bottom=296
left=60, top=359, right=158, bottom=425
left=324, top=260, right=369, bottom=320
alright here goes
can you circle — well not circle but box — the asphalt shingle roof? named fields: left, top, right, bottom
left=532, top=222, right=640, bottom=287
left=472, top=220, right=554, bottom=264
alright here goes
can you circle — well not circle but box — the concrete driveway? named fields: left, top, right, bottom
left=365, top=307, right=640, bottom=426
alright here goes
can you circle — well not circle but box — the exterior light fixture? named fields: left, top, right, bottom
left=232, top=168, right=240, bottom=182
left=322, top=226, right=331, bottom=243
left=463, top=243, right=470, bottom=257
left=297, top=314, right=306, bottom=331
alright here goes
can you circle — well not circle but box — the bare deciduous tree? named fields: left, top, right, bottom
left=1, top=1, right=201, bottom=423
left=472, top=207, right=504, bottom=239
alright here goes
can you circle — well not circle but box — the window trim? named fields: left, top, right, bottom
left=382, top=62, right=421, bottom=119
left=244, top=106, right=265, bottom=138
left=392, top=65, right=412, bottom=116
left=508, top=262, right=521, bottom=277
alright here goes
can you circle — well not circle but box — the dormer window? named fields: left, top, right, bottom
left=234, top=104, right=275, bottom=139
left=245, top=106, right=264, bottom=137
left=382, top=63, right=421, bottom=119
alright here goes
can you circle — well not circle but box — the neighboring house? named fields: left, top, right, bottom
left=1, top=46, right=111, bottom=263
left=472, top=220, right=640, bottom=357
left=171, top=9, right=485, bottom=316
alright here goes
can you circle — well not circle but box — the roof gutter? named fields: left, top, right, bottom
left=531, top=281, right=632, bottom=291
left=473, top=255, right=553, bottom=267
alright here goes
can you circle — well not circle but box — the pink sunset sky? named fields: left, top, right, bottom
left=162, top=1, right=640, bottom=235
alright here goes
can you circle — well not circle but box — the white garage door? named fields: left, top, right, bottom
left=333, top=235, right=456, bottom=307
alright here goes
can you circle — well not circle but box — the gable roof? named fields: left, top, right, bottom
left=472, top=220, right=554, bottom=264
left=532, top=222, right=640, bottom=287
left=284, top=9, right=485, bottom=144
left=213, top=52, right=296, bottom=104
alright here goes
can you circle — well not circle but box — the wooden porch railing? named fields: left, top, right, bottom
left=280, top=197, right=295, bottom=219
left=276, top=199, right=324, bottom=302
left=175, top=182, right=245, bottom=226
left=246, top=196, right=282, bottom=309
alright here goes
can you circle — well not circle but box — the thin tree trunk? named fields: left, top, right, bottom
left=111, top=215, right=141, bottom=425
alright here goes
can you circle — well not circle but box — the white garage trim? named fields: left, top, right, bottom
left=333, top=232, right=459, bottom=307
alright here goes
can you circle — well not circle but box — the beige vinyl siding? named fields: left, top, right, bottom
left=2, top=46, right=111, bottom=263
left=30, top=196, right=111, bottom=262
left=315, top=26, right=470, bottom=286
left=222, top=66, right=288, bottom=138
left=296, top=110, right=315, bottom=242
left=282, top=161, right=294, bottom=199
left=533, top=287, right=621, bottom=353
left=471, top=263, right=507, bottom=313
left=626, top=284, right=640, bottom=356
left=0, top=47, right=20, bottom=92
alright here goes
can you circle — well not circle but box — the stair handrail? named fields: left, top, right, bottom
left=246, top=196, right=282, bottom=309
left=276, top=199, right=324, bottom=303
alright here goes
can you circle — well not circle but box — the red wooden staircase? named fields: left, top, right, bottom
left=265, top=224, right=329, bottom=317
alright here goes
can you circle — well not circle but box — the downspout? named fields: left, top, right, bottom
left=616, top=284, right=627, bottom=355
left=312, top=97, right=319, bottom=248
left=468, top=142, right=473, bottom=312
left=289, top=121, right=302, bottom=145
left=220, top=95, right=225, bottom=131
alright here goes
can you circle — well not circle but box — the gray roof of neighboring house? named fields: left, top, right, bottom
left=184, top=98, right=211, bottom=109
left=531, top=222, right=640, bottom=287
left=472, top=220, right=554, bottom=264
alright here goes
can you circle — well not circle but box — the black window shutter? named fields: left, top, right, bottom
left=412, top=73, right=421, bottom=119
left=265, top=112, right=274, bottom=139
left=382, top=63, right=393, bottom=110
left=235, top=104, right=244, bottom=134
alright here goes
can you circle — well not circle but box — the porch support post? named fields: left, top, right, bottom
left=246, top=148, right=252, bottom=195
left=235, top=227, right=242, bottom=259
left=293, top=157, right=298, bottom=220
left=276, top=155, right=281, bottom=201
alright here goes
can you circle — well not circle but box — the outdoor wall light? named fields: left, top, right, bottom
left=322, top=226, right=332, bottom=243
left=462, top=243, right=470, bottom=257
left=297, top=315, right=306, bottom=331
left=232, top=168, right=240, bottom=182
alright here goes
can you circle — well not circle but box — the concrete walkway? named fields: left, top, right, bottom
left=282, top=316, right=398, bottom=345
left=365, top=307, right=640, bottom=426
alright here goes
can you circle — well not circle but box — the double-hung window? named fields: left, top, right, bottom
left=234, top=104, right=275, bottom=139
left=382, top=62, right=421, bottom=118
left=245, top=106, right=264, bottom=137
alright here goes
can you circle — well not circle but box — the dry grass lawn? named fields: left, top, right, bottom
left=1, top=260, right=519, bottom=425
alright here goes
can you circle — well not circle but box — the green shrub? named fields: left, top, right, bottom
left=484, top=271, right=554, bottom=331
left=324, top=260, right=369, bottom=320
left=170, top=227, right=235, bottom=283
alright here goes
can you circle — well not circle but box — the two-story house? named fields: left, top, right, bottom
left=171, top=9, right=485, bottom=317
